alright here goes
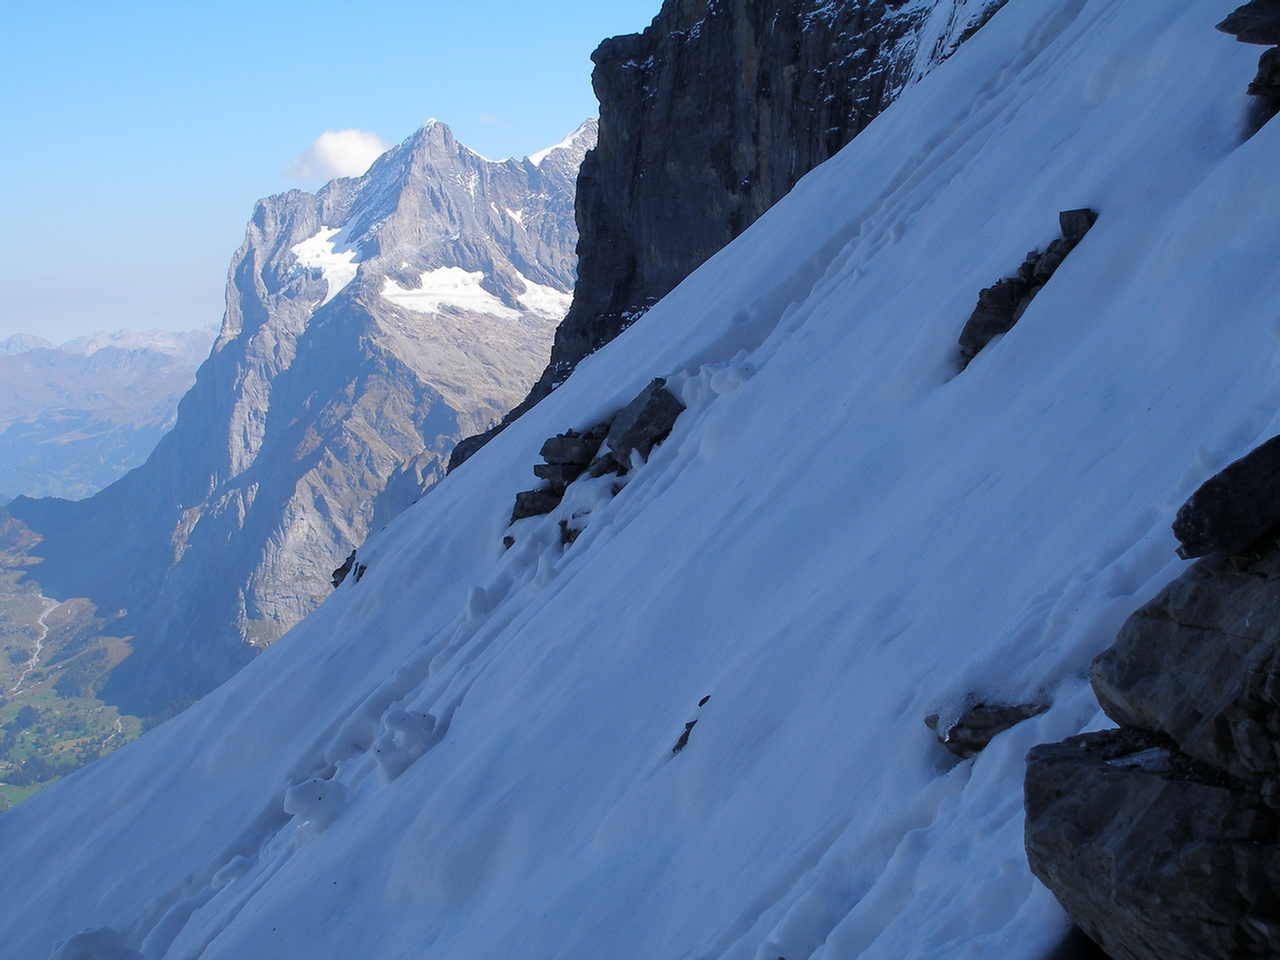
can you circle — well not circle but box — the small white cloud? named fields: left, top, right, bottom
left=286, top=129, right=391, bottom=182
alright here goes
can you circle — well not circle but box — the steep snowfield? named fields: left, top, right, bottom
left=2, top=2, right=1275, bottom=958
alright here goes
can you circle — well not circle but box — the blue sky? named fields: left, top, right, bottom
left=0, top=1, right=658, bottom=342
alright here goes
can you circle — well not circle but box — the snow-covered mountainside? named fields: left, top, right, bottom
left=7, top=120, right=593, bottom=716
left=0, top=328, right=214, bottom=500
left=1, top=1, right=1274, bottom=957
left=453, top=0, right=1007, bottom=466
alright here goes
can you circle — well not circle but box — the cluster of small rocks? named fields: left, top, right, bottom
left=330, top=549, right=366, bottom=588
left=1218, top=1, right=1280, bottom=113
left=958, top=209, right=1097, bottom=368
left=507, top=378, right=686, bottom=533
left=1025, top=436, right=1280, bottom=960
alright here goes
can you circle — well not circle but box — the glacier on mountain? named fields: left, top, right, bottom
left=2, top=2, right=1276, bottom=959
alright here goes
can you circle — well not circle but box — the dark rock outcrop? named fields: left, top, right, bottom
left=505, top=380, right=685, bottom=529
left=1026, top=729, right=1280, bottom=960
left=958, top=209, right=1096, bottom=367
left=1218, top=1, right=1280, bottom=114
left=1219, top=0, right=1280, bottom=46
left=925, top=701, right=1048, bottom=759
left=673, top=719, right=698, bottom=754
left=450, top=0, right=1009, bottom=470
left=1026, top=439, right=1280, bottom=959
left=510, top=489, right=565, bottom=524
left=605, top=379, right=686, bottom=467
left=331, top=549, right=357, bottom=589
left=1171, top=433, right=1280, bottom=559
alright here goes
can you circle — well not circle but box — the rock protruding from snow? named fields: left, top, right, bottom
left=958, top=209, right=1096, bottom=367
left=925, top=702, right=1048, bottom=758
left=1028, top=492, right=1280, bottom=957
left=507, top=380, right=684, bottom=528
left=1092, top=544, right=1280, bottom=786
left=605, top=379, right=686, bottom=467
left=510, top=489, right=565, bottom=524
left=1218, top=1, right=1280, bottom=45
left=331, top=549, right=357, bottom=588
left=1173, top=434, right=1280, bottom=558
left=1218, top=1, right=1280, bottom=110
left=1025, top=728, right=1280, bottom=960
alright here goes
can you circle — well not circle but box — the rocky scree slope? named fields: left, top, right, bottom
left=451, top=0, right=1007, bottom=467
left=8, top=120, right=593, bottom=717
left=1, top=2, right=1277, bottom=959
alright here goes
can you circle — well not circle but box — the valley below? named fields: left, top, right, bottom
left=0, top=513, right=142, bottom=808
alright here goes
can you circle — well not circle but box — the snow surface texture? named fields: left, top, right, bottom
left=1, top=2, right=1274, bottom=958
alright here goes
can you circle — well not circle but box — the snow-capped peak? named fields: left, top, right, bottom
left=529, top=119, right=599, bottom=166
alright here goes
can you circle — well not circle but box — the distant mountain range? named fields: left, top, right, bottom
left=8, top=119, right=595, bottom=716
left=0, top=328, right=216, bottom=500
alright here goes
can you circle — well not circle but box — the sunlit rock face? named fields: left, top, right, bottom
left=9, top=119, right=594, bottom=716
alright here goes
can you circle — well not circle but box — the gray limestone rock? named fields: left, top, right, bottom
left=1025, top=729, right=1280, bottom=960
left=1171, top=433, right=1280, bottom=558
left=1092, top=544, right=1280, bottom=784
left=605, top=379, right=686, bottom=466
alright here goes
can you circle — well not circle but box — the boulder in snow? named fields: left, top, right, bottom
left=1025, top=728, right=1280, bottom=960
left=605, top=378, right=686, bottom=466
left=1058, top=208, right=1098, bottom=246
left=1249, top=46, right=1280, bottom=99
left=540, top=423, right=610, bottom=466
left=925, top=701, right=1047, bottom=758
left=1092, top=544, right=1280, bottom=784
left=511, top=489, right=564, bottom=523
left=1171, top=433, right=1280, bottom=558
left=958, top=279, right=1033, bottom=364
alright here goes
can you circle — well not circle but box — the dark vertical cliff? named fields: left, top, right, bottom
left=451, top=0, right=1005, bottom=468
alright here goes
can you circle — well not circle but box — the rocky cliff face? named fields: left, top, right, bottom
left=8, top=120, right=593, bottom=716
left=1026, top=436, right=1280, bottom=960
left=451, top=0, right=1006, bottom=467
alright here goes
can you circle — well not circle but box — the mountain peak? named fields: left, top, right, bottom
left=529, top=119, right=599, bottom=167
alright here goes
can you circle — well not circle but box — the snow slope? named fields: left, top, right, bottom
left=2, top=2, right=1275, bottom=958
